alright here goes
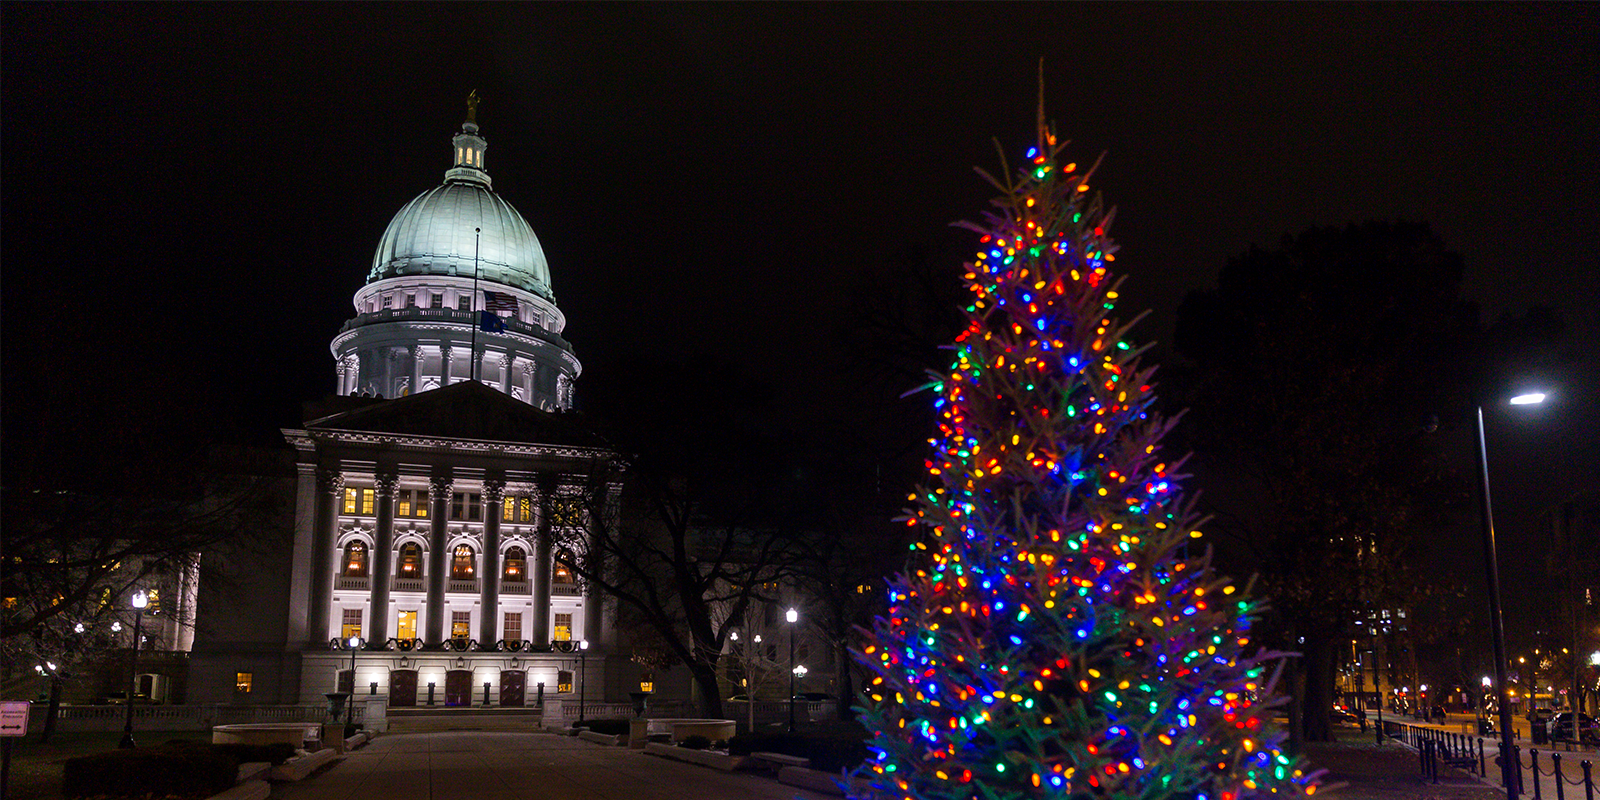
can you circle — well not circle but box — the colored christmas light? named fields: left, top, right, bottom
left=848, top=113, right=1324, bottom=799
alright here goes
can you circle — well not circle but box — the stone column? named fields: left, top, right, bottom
left=425, top=477, right=452, bottom=645
left=335, top=360, right=348, bottom=396
left=367, top=473, right=399, bottom=644
left=498, top=355, right=513, bottom=395
left=411, top=347, right=424, bottom=395
left=531, top=489, right=553, bottom=647
left=440, top=345, right=453, bottom=387
left=521, top=362, right=535, bottom=404
left=478, top=480, right=504, bottom=646
left=309, top=468, right=344, bottom=646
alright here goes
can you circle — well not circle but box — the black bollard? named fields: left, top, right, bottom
left=1551, top=753, right=1563, bottom=800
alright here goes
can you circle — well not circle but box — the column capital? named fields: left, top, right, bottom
left=316, top=468, right=345, bottom=496
left=414, top=347, right=428, bottom=362
left=429, top=477, right=453, bottom=503
left=521, top=361, right=536, bottom=375
left=481, top=479, right=506, bottom=504
left=374, top=473, right=401, bottom=496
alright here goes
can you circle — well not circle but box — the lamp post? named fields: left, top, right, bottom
left=1476, top=391, right=1545, bottom=800
left=578, top=639, right=589, bottom=725
left=118, top=590, right=148, bottom=749
left=786, top=607, right=798, bottom=732
left=344, top=637, right=363, bottom=729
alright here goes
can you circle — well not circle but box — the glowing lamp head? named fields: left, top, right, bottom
left=754, top=634, right=762, bottom=643
left=793, top=664, right=808, bottom=678
left=786, top=608, right=798, bottom=624
left=348, top=636, right=362, bottom=649
left=730, top=630, right=738, bottom=641
left=1482, top=676, right=1492, bottom=686
left=1508, top=392, right=1546, bottom=406
left=131, top=591, right=149, bottom=610
left=579, top=639, right=589, bottom=651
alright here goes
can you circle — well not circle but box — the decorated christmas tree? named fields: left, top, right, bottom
left=850, top=102, right=1323, bottom=800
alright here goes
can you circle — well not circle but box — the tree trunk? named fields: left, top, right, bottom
left=834, top=638, right=854, bottom=722
left=690, top=662, right=725, bottom=719
left=1301, top=631, right=1337, bottom=742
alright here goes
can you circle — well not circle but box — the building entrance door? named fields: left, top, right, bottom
left=445, top=669, right=473, bottom=706
left=389, top=669, right=417, bottom=707
left=499, top=670, right=525, bottom=707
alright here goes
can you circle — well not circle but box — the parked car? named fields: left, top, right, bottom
left=1544, top=712, right=1599, bottom=745
left=99, top=692, right=157, bottom=705
left=792, top=692, right=833, bottom=702
left=1330, top=707, right=1361, bottom=726
left=1526, top=706, right=1556, bottom=723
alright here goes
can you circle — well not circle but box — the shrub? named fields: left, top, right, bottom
left=581, top=718, right=633, bottom=736
left=211, top=741, right=297, bottom=765
left=680, top=734, right=712, bottom=750
left=727, top=721, right=870, bottom=773
left=63, top=746, right=237, bottom=799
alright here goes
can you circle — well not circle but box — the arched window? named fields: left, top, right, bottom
left=343, top=542, right=368, bottom=577
left=398, top=543, right=421, bottom=576
left=503, top=547, right=527, bottom=582
left=553, top=549, right=574, bottom=584
left=451, top=544, right=476, bottom=579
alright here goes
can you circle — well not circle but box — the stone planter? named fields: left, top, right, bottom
left=643, top=742, right=747, bottom=771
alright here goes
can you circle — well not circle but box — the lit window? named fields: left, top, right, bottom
left=452, top=545, right=476, bottom=579
left=341, top=609, right=362, bottom=640
left=399, top=543, right=422, bottom=575
left=557, top=670, right=573, bottom=694
left=398, top=492, right=411, bottom=517
left=451, top=611, right=471, bottom=640
left=503, top=547, right=526, bottom=582
left=518, top=496, right=532, bottom=522
left=414, top=490, right=428, bottom=518
left=639, top=673, right=654, bottom=693
left=146, top=589, right=161, bottom=613
left=235, top=672, right=253, bottom=693
left=457, top=146, right=463, bottom=163
left=554, top=613, right=572, bottom=642
left=343, top=542, right=368, bottom=577
left=503, top=612, right=521, bottom=642
left=554, top=550, right=574, bottom=584
left=362, top=490, right=374, bottom=515
left=397, top=610, right=417, bottom=640
left=344, top=488, right=358, bottom=514
left=503, top=496, right=515, bottom=522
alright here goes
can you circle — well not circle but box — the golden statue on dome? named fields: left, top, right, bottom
left=466, top=90, right=480, bottom=125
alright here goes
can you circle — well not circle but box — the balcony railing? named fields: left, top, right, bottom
left=392, top=577, right=425, bottom=593
left=340, top=307, right=573, bottom=351
left=348, top=575, right=562, bottom=595
left=448, top=578, right=480, bottom=594
left=501, top=580, right=531, bottom=595
left=335, top=576, right=370, bottom=591
left=551, top=583, right=580, bottom=597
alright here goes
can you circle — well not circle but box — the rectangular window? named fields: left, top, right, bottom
left=458, top=296, right=471, bottom=311
left=451, top=611, right=471, bottom=640
left=503, top=496, right=515, bottom=522
left=451, top=493, right=481, bottom=521
left=432, top=293, right=444, bottom=309
left=382, top=295, right=393, bottom=309
left=362, top=489, right=374, bottom=515
left=406, top=294, right=417, bottom=308
left=519, top=497, right=532, bottom=522
left=397, top=610, right=417, bottom=640
left=412, top=490, right=428, bottom=518
left=503, top=612, right=522, bottom=642
left=553, top=613, right=572, bottom=642
left=341, top=609, right=362, bottom=640
left=235, top=672, right=253, bottom=694
left=557, top=669, right=573, bottom=694
left=344, top=488, right=358, bottom=514
left=398, top=491, right=411, bottom=517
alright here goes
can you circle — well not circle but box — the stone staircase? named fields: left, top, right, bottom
left=384, top=706, right=545, bottom=733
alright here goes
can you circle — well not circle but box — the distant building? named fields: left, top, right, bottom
left=189, top=104, right=632, bottom=710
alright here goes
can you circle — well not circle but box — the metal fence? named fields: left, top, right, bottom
left=1386, top=720, right=1597, bottom=800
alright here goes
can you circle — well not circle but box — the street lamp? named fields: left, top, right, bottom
left=344, top=636, right=363, bottom=729
left=786, top=607, right=799, bottom=732
left=1475, top=390, right=1545, bottom=799
left=118, top=590, right=148, bottom=749
left=578, top=639, right=589, bottom=725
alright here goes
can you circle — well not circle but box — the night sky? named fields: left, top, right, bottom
left=4, top=5, right=1596, bottom=642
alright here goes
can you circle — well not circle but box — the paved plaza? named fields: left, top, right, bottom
left=268, top=731, right=837, bottom=800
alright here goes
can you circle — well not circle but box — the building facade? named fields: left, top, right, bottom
left=191, top=103, right=630, bottom=709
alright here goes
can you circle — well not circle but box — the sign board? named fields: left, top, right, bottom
left=0, top=701, right=29, bottom=736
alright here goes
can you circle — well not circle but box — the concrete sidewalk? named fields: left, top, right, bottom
left=268, top=730, right=837, bottom=800
left=268, top=727, right=1514, bottom=800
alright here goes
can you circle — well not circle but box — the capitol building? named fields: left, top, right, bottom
left=189, top=101, right=645, bottom=711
